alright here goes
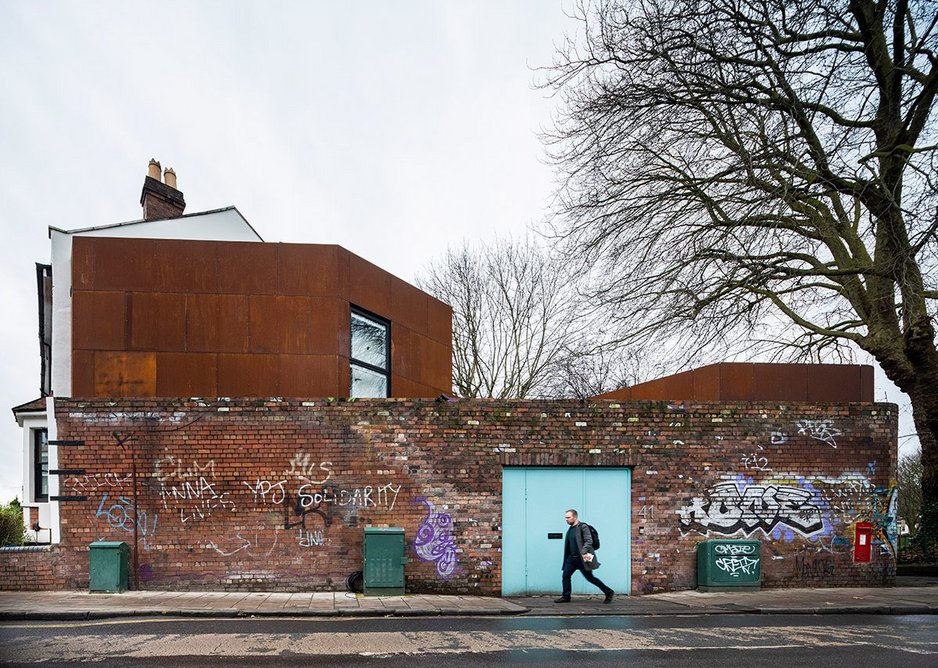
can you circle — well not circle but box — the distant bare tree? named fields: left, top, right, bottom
left=899, top=448, right=924, bottom=533
left=541, top=342, right=642, bottom=399
left=543, top=0, right=938, bottom=554
left=417, top=238, right=628, bottom=399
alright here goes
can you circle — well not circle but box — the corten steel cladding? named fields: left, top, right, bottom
left=70, top=237, right=452, bottom=398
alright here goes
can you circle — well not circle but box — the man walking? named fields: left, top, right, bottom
left=555, top=508, right=614, bottom=604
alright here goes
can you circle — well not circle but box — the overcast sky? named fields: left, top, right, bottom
left=0, top=0, right=580, bottom=503
left=0, top=1, right=919, bottom=504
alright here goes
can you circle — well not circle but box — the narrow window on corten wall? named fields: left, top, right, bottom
left=33, top=428, right=48, bottom=502
left=350, top=307, right=390, bottom=398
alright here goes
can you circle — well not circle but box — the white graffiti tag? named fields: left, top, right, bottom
left=714, top=556, right=760, bottom=577
left=679, top=482, right=823, bottom=536
left=796, top=420, right=842, bottom=448
left=714, top=543, right=757, bottom=556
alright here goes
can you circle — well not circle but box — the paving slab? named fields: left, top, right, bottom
left=0, top=584, right=935, bottom=621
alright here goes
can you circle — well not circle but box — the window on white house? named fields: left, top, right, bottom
left=350, top=308, right=389, bottom=397
left=33, top=428, right=48, bottom=502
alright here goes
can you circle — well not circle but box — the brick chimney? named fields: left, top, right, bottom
left=140, top=158, right=186, bottom=220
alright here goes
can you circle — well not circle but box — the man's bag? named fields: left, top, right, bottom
left=582, top=523, right=600, bottom=550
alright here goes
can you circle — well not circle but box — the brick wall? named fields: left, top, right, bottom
left=7, top=397, right=896, bottom=594
left=0, top=547, right=67, bottom=590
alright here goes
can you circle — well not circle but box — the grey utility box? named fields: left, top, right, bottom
left=89, top=541, right=130, bottom=593
left=363, top=527, right=408, bottom=596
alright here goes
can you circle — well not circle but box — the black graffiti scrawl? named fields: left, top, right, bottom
left=679, top=482, right=823, bottom=536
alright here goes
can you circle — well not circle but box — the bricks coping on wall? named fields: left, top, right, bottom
left=1, top=397, right=898, bottom=594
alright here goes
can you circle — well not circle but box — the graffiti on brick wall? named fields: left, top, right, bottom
left=794, top=551, right=836, bottom=578
left=683, top=472, right=899, bottom=561
left=679, top=482, right=823, bottom=536
left=741, top=446, right=771, bottom=472
left=297, top=528, right=325, bottom=548
left=64, top=472, right=131, bottom=494
left=156, top=458, right=235, bottom=524
left=414, top=497, right=458, bottom=578
left=245, top=459, right=403, bottom=549
left=245, top=480, right=403, bottom=517
left=796, top=419, right=842, bottom=448
left=804, top=473, right=898, bottom=558
left=285, top=452, right=333, bottom=484
left=95, top=493, right=158, bottom=550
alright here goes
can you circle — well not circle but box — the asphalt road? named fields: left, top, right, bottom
left=1, top=614, right=936, bottom=666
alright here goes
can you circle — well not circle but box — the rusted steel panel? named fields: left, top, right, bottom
left=72, top=290, right=126, bottom=350
left=130, top=292, right=186, bottom=352
left=423, top=337, right=452, bottom=393
left=692, top=364, right=721, bottom=400
left=217, top=353, right=279, bottom=397
left=390, top=276, right=429, bottom=334
left=309, top=297, right=342, bottom=355
left=71, top=237, right=96, bottom=290
left=392, top=375, right=436, bottom=398
left=630, top=378, right=668, bottom=400
left=156, top=352, right=218, bottom=396
left=70, top=349, right=96, bottom=397
left=186, top=294, right=249, bottom=353
left=248, top=295, right=313, bottom=354
left=665, top=369, right=695, bottom=400
left=752, top=363, right=807, bottom=401
left=860, top=365, right=874, bottom=402
left=427, top=296, right=453, bottom=347
left=216, top=242, right=280, bottom=295
left=154, top=239, right=218, bottom=293
left=807, top=364, right=862, bottom=402
left=84, top=238, right=157, bottom=291
left=719, top=363, right=754, bottom=401
left=337, top=355, right=351, bottom=396
left=391, top=325, right=421, bottom=381
left=279, top=354, right=340, bottom=398
left=278, top=244, right=341, bottom=297
left=94, top=352, right=156, bottom=397
left=347, top=251, right=391, bottom=315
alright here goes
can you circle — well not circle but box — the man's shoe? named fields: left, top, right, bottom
left=603, top=592, right=615, bottom=604
left=554, top=597, right=571, bottom=603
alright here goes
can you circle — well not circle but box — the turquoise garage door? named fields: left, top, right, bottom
left=501, top=467, right=631, bottom=596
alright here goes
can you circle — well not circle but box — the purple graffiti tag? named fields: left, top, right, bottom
left=414, top=497, right=458, bottom=578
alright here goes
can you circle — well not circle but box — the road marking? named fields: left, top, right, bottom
left=2, top=624, right=936, bottom=661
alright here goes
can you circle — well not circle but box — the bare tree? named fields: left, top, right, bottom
left=417, top=237, right=629, bottom=398
left=543, top=0, right=938, bottom=553
left=899, top=448, right=924, bottom=533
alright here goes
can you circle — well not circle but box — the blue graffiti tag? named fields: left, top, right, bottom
left=95, top=494, right=158, bottom=550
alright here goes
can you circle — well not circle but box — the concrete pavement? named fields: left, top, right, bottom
left=1, top=577, right=935, bottom=621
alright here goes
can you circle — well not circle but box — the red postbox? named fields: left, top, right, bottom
left=854, top=522, right=873, bottom=563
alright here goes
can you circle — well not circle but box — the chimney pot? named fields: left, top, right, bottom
left=140, top=159, right=185, bottom=220
left=147, top=159, right=162, bottom=181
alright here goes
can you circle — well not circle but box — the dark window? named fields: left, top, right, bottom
left=350, top=308, right=390, bottom=397
left=37, top=263, right=52, bottom=397
left=33, top=428, right=48, bottom=502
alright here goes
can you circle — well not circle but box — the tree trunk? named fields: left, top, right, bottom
left=907, top=385, right=938, bottom=559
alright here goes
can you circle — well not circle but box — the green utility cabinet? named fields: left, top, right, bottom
left=363, top=527, right=407, bottom=596
left=89, top=541, right=130, bottom=593
left=696, top=539, right=761, bottom=592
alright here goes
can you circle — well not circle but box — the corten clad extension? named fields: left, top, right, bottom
left=593, top=362, right=874, bottom=403
left=70, top=237, right=452, bottom=398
